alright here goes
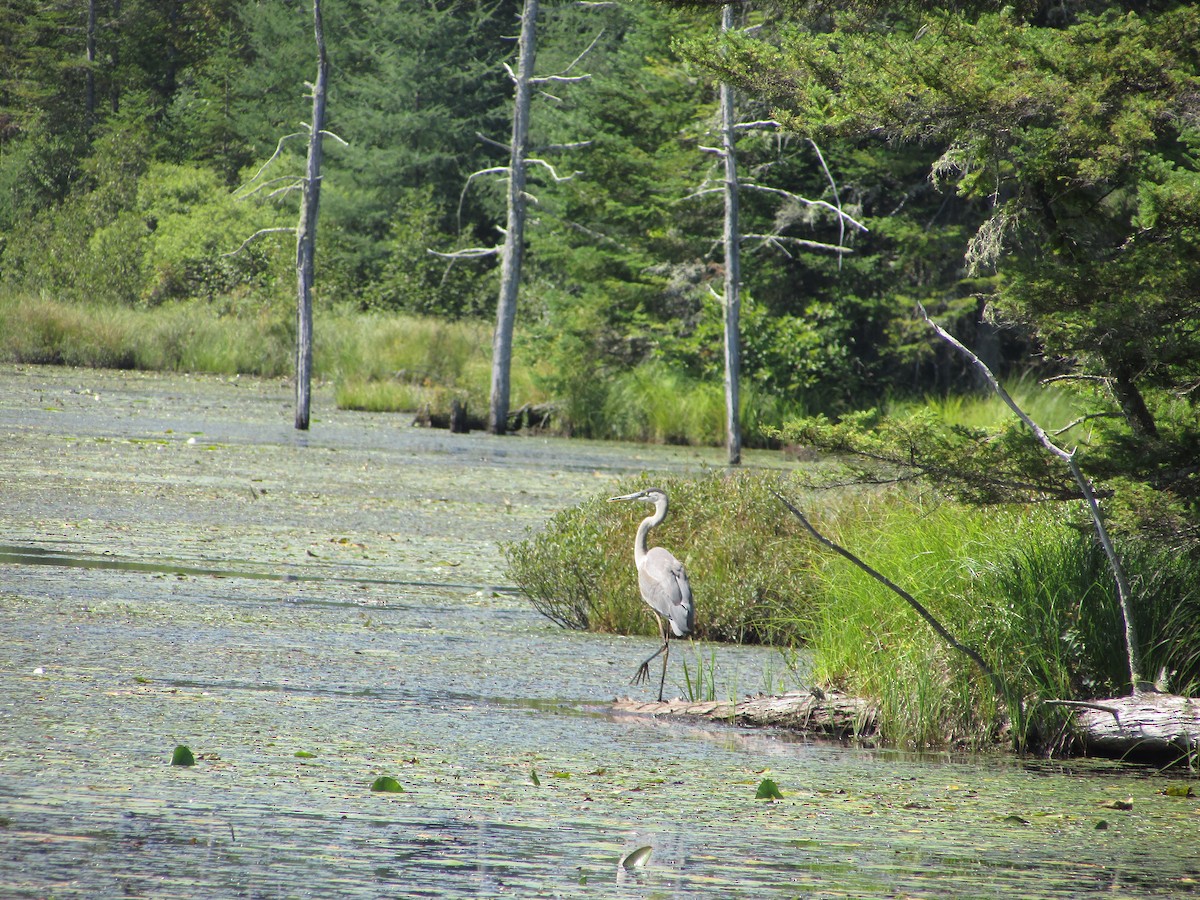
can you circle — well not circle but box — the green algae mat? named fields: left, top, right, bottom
left=1, top=365, right=1197, bottom=898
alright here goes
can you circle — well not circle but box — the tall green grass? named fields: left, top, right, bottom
left=888, top=376, right=1086, bottom=434
left=0, top=292, right=294, bottom=375
left=601, top=361, right=804, bottom=447
left=0, top=292, right=544, bottom=415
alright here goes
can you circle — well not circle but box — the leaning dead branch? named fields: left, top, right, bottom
left=223, top=227, right=296, bottom=258
left=743, top=234, right=857, bottom=256
left=771, top=488, right=1014, bottom=709
left=427, top=246, right=501, bottom=260
left=916, top=300, right=1145, bottom=693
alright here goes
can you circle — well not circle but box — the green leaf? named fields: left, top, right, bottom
left=294, top=750, right=317, bottom=759
left=530, top=769, right=541, bottom=787
left=620, top=845, right=654, bottom=869
left=755, top=778, right=784, bottom=800
left=370, top=776, right=404, bottom=793
left=171, top=745, right=196, bottom=767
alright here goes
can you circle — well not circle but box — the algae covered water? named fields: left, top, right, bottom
left=1, top=365, right=1196, bottom=898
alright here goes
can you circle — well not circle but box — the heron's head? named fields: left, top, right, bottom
left=608, top=487, right=668, bottom=506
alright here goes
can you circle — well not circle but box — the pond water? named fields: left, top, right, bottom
left=0, top=365, right=1197, bottom=899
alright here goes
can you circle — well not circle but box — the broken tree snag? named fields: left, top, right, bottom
left=613, top=690, right=877, bottom=740
left=1057, top=693, right=1200, bottom=760
left=448, top=397, right=468, bottom=434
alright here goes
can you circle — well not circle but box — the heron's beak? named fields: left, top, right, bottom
left=608, top=491, right=641, bottom=503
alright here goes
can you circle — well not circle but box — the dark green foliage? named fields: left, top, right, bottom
left=672, top=0, right=1200, bottom=545
left=504, top=471, right=819, bottom=644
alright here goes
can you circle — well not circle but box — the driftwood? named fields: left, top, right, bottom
left=612, top=689, right=877, bottom=741
left=1058, top=692, right=1200, bottom=760
left=614, top=689, right=1199, bottom=762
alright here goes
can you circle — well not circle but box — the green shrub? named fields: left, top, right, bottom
left=505, top=471, right=821, bottom=645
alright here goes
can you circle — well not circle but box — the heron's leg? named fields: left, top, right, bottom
left=632, top=617, right=669, bottom=687
left=656, top=637, right=670, bottom=702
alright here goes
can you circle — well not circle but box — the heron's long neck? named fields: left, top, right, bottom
left=633, top=499, right=668, bottom=567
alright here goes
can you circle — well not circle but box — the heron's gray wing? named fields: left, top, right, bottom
left=639, top=547, right=694, bottom=637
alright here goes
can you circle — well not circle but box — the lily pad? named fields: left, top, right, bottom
left=170, top=745, right=196, bottom=767
left=756, top=778, right=784, bottom=800
left=619, top=845, right=653, bottom=869
left=370, top=776, right=404, bottom=793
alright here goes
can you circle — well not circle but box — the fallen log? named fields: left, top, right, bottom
left=612, top=689, right=878, bottom=741
left=615, top=689, right=1200, bottom=762
left=1057, top=692, right=1200, bottom=761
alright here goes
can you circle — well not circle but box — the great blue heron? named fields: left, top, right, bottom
left=608, top=487, right=695, bottom=702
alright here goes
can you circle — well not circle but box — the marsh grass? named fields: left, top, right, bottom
left=504, top=470, right=821, bottom=646
left=0, top=293, right=295, bottom=374
left=0, top=293, right=543, bottom=416
left=806, top=491, right=1200, bottom=750
left=681, top=647, right=719, bottom=703
left=602, top=361, right=804, bottom=447
left=890, top=376, right=1085, bottom=434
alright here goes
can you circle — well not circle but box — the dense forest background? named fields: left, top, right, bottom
left=2, top=0, right=1197, bottom=548
left=0, top=0, right=1001, bottom=424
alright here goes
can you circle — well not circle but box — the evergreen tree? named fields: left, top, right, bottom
left=666, top=0, right=1200, bottom=545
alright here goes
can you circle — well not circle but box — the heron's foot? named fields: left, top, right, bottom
left=630, top=661, right=651, bottom=686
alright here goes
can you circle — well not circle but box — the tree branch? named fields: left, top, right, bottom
left=772, top=488, right=1014, bottom=708
left=740, top=183, right=868, bottom=233
left=223, top=227, right=295, bottom=257
left=743, top=234, right=855, bottom=256
left=427, top=246, right=501, bottom=260
left=916, top=301, right=1145, bottom=694
left=525, top=157, right=581, bottom=182
left=235, top=132, right=307, bottom=195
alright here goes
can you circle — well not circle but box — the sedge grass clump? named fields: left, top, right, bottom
left=0, top=291, right=294, bottom=376
left=600, top=361, right=804, bottom=447
left=504, top=470, right=821, bottom=645
left=321, top=308, right=544, bottom=417
left=800, top=490, right=1043, bottom=748
left=801, top=488, right=1200, bottom=751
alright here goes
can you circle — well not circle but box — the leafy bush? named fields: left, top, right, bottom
left=504, top=471, right=821, bottom=645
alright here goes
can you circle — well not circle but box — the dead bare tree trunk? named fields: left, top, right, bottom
left=86, top=0, right=97, bottom=124
left=489, top=0, right=538, bottom=436
left=719, top=4, right=742, bottom=466
left=294, top=0, right=329, bottom=432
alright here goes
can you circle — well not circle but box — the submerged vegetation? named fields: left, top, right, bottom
left=507, top=471, right=1200, bottom=752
